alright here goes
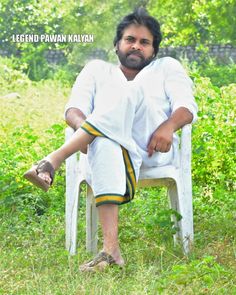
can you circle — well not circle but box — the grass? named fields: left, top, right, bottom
left=0, top=188, right=235, bottom=294
left=0, top=79, right=236, bottom=294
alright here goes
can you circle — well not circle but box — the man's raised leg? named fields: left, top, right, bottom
left=24, top=128, right=94, bottom=190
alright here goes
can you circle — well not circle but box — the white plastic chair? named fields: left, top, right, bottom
left=65, top=124, right=194, bottom=255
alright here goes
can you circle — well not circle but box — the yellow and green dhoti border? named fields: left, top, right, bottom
left=81, top=121, right=137, bottom=207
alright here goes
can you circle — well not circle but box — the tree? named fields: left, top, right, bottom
left=0, top=0, right=68, bottom=80
left=148, top=0, right=236, bottom=46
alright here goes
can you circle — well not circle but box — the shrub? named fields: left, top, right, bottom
left=0, top=68, right=69, bottom=216
left=0, top=56, right=31, bottom=92
left=194, top=60, right=236, bottom=87
left=192, top=76, right=236, bottom=191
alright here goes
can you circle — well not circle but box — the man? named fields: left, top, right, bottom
left=65, top=8, right=197, bottom=271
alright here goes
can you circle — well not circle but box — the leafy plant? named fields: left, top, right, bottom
left=148, top=0, right=236, bottom=46
left=192, top=77, right=236, bottom=191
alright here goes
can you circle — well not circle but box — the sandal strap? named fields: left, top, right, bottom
left=36, top=160, right=55, bottom=185
left=86, top=251, right=116, bottom=267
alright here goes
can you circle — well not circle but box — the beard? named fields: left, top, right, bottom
left=116, top=48, right=155, bottom=71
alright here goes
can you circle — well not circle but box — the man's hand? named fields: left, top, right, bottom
left=147, top=121, right=175, bottom=157
left=147, top=107, right=194, bottom=157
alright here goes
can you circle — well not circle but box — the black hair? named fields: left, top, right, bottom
left=113, top=7, right=162, bottom=56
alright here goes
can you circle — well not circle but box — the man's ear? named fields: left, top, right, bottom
left=114, top=42, right=119, bottom=54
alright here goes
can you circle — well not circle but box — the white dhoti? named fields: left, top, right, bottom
left=81, top=81, right=144, bottom=206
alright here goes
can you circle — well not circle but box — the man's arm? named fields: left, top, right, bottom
left=65, top=107, right=86, bottom=131
left=147, top=107, right=193, bottom=156
left=64, top=60, right=101, bottom=130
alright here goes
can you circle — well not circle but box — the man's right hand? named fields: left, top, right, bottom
left=147, top=120, right=175, bottom=157
left=147, top=107, right=193, bottom=157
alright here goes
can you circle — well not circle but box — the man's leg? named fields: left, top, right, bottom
left=24, top=127, right=96, bottom=192
left=98, top=204, right=124, bottom=265
left=83, top=137, right=126, bottom=268
left=47, top=128, right=94, bottom=168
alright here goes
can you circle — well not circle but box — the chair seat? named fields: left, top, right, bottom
left=139, top=165, right=179, bottom=179
left=138, top=165, right=179, bottom=188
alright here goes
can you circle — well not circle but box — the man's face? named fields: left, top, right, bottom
left=116, top=24, right=155, bottom=71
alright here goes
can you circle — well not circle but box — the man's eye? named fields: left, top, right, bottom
left=125, top=37, right=134, bottom=42
left=141, top=40, right=151, bottom=45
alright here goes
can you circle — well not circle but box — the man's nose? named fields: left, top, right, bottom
left=131, top=41, right=141, bottom=50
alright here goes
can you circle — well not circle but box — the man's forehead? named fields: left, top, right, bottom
left=122, top=24, right=153, bottom=41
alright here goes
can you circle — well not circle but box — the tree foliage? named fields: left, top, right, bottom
left=0, top=0, right=235, bottom=80
left=148, top=0, right=236, bottom=46
left=0, top=0, right=68, bottom=80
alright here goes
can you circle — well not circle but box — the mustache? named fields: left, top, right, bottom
left=127, top=50, right=144, bottom=58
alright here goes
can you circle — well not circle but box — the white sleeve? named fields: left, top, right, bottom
left=164, top=57, right=198, bottom=122
left=64, top=60, right=97, bottom=118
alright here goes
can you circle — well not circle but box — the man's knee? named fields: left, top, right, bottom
left=88, top=137, right=123, bottom=163
left=87, top=137, right=126, bottom=196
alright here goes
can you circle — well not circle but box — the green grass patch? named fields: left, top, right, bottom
left=0, top=188, right=235, bottom=294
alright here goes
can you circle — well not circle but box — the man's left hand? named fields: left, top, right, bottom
left=147, top=121, right=174, bottom=157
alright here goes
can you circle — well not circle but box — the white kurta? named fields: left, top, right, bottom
left=82, top=80, right=144, bottom=180
left=65, top=58, right=198, bottom=205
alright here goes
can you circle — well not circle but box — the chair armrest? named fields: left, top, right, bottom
left=180, top=124, right=192, bottom=179
left=181, top=124, right=192, bottom=139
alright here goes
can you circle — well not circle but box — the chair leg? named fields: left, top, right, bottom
left=168, top=180, right=193, bottom=254
left=86, top=185, right=98, bottom=254
left=178, top=180, right=194, bottom=254
left=168, top=183, right=180, bottom=246
left=65, top=154, right=81, bottom=256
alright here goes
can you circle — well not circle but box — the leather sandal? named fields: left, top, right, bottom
left=79, top=251, right=119, bottom=272
left=24, top=160, right=55, bottom=192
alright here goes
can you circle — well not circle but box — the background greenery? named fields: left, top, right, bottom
left=1, top=0, right=236, bottom=82
left=0, top=1, right=235, bottom=294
